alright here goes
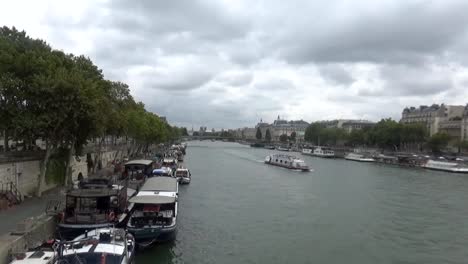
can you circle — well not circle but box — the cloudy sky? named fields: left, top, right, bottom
left=2, top=0, right=468, bottom=129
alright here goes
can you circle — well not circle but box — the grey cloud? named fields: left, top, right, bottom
left=278, top=1, right=468, bottom=65
left=254, top=78, right=295, bottom=91
left=215, top=71, right=253, bottom=86
left=319, top=64, right=355, bottom=85
left=358, top=64, right=453, bottom=97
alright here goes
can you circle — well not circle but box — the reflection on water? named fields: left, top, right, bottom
left=137, top=141, right=468, bottom=264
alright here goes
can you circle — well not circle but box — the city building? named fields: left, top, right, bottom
left=317, top=119, right=375, bottom=132
left=461, top=104, right=468, bottom=142
left=401, top=104, right=465, bottom=137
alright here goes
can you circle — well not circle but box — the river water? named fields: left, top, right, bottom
left=137, top=141, right=468, bottom=264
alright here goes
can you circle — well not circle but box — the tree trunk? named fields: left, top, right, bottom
left=3, top=130, right=9, bottom=152
left=37, top=140, right=52, bottom=197
left=64, top=140, right=75, bottom=187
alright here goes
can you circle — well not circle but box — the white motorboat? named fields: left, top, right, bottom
left=10, top=241, right=56, bottom=264
left=344, top=153, right=375, bottom=162
left=175, top=168, right=191, bottom=184
left=265, top=153, right=310, bottom=171
left=312, top=147, right=335, bottom=158
left=422, top=160, right=468, bottom=173
left=301, top=148, right=313, bottom=155
left=57, top=228, right=135, bottom=264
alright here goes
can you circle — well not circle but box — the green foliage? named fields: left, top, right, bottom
left=44, top=148, right=68, bottom=184
left=427, top=133, right=450, bottom=153
left=0, top=26, right=183, bottom=155
left=265, top=129, right=272, bottom=142
left=304, top=119, right=428, bottom=150
left=289, top=131, right=297, bottom=142
left=256, top=127, right=262, bottom=140
left=279, top=134, right=288, bottom=142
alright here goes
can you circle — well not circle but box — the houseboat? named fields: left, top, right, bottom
left=344, top=153, right=375, bottom=162
left=57, top=228, right=135, bottom=264
left=175, top=168, right=191, bottom=184
left=264, top=153, right=310, bottom=171
left=127, top=177, right=179, bottom=247
left=57, top=180, right=132, bottom=239
left=422, top=160, right=468, bottom=173
left=123, top=159, right=155, bottom=189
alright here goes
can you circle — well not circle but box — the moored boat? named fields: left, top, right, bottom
left=264, top=145, right=276, bottom=150
left=276, top=146, right=290, bottom=151
left=123, top=159, right=155, bottom=189
left=312, top=147, right=335, bottom=158
left=57, top=228, right=135, bottom=264
left=127, top=177, right=178, bottom=247
left=265, top=153, right=310, bottom=171
left=57, top=179, right=132, bottom=239
left=344, top=153, right=375, bottom=162
left=152, top=167, right=173, bottom=177
left=175, top=168, right=191, bottom=184
left=422, top=160, right=468, bottom=173
left=10, top=240, right=57, bottom=264
left=302, top=148, right=313, bottom=155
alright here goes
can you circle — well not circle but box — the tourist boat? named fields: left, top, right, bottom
left=56, top=228, right=135, bottom=264
left=301, top=148, right=313, bottom=155
left=344, top=153, right=375, bottom=162
left=10, top=240, right=57, bottom=264
left=312, top=147, right=335, bottom=158
left=264, top=154, right=310, bottom=171
left=57, top=179, right=133, bottom=239
left=422, top=160, right=468, bottom=173
left=127, top=177, right=179, bottom=247
left=264, top=145, right=276, bottom=150
left=175, top=168, right=191, bottom=184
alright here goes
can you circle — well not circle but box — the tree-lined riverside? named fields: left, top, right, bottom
left=0, top=27, right=185, bottom=195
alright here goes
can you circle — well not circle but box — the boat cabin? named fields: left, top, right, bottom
left=152, top=167, right=173, bottom=177
left=62, top=187, right=127, bottom=225
left=123, top=160, right=154, bottom=180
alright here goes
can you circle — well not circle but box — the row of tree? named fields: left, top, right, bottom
left=305, top=118, right=464, bottom=153
left=255, top=128, right=296, bottom=143
left=0, top=27, right=185, bottom=195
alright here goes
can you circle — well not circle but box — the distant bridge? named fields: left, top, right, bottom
left=182, top=135, right=237, bottom=141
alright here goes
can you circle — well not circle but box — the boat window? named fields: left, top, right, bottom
left=66, top=196, right=76, bottom=207
left=276, top=159, right=278, bottom=162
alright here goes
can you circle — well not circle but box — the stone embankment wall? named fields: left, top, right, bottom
left=0, top=215, right=55, bottom=263
left=0, top=148, right=126, bottom=197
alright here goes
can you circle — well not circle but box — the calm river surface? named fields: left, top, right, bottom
left=138, top=141, right=468, bottom=264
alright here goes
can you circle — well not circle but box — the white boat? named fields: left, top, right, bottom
left=265, top=153, right=310, bottom=171
left=312, top=147, right=335, bottom=158
left=422, top=160, right=468, bottom=173
left=175, top=168, right=191, bottom=184
left=57, top=228, right=135, bottom=264
left=301, top=148, right=313, bottom=155
left=276, top=146, right=290, bottom=151
left=10, top=241, right=56, bottom=264
left=344, top=153, right=375, bottom=162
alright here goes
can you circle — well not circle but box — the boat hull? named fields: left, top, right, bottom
left=128, top=225, right=177, bottom=247
left=264, top=161, right=310, bottom=171
left=180, top=177, right=191, bottom=184
left=423, top=166, right=468, bottom=173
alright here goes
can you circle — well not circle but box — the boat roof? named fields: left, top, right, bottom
left=140, top=177, right=178, bottom=192
left=10, top=251, right=55, bottom=264
left=163, top=158, right=177, bottom=162
left=62, top=244, right=125, bottom=256
left=125, top=159, right=153, bottom=166
left=129, top=194, right=176, bottom=204
left=67, top=188, right=120, bottom=198
left=176, top=168, right=189, bottom=171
